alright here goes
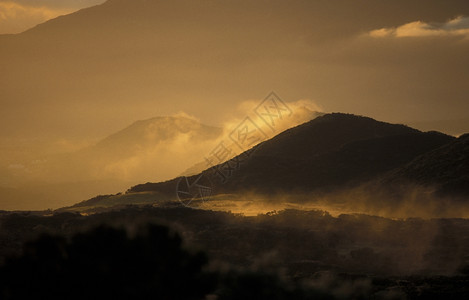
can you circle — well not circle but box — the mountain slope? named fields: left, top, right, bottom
left=126, top=113, right=454, bottom=198
left=180, top=108, right=324, bottom=176
left=384, top=133, right=469, bottom=197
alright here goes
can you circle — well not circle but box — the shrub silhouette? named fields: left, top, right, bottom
left=0, top=224, right=214, bottom=299
left=0, top=221, right=344, bottom=299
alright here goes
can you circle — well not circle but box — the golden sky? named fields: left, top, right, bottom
left=1, top=0, right=469, bottom=209
left=2, top=0, right=469, bottom=141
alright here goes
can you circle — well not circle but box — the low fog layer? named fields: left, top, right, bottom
left=2, top=206, right=469, bottom=298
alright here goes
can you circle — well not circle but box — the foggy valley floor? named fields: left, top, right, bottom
left=1, top=205, right=469, bottom=299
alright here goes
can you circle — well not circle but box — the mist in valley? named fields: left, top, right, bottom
left=1, top=0, right=469, bottom=299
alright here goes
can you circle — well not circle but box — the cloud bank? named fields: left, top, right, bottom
left=369, top=16, right=469, bottom=38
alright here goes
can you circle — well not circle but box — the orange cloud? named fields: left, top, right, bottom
left=369, top=16, right=469, bottom=39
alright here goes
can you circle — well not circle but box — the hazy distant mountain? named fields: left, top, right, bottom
left=38, top=115, right=223, bottom=183
left=89, top=116, right=222, bottom=159
left=126, top=113, right=454, bottom=198
left=0, top=116, right=222, bottom=210
left=384, top=133, right=469, bottom=197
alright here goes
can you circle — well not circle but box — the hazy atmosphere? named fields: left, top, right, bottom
left=1, top=0, right=469, bottom=210
left=1, top=1, right=469, bottom=298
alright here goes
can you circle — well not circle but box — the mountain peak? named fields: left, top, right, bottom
left=95, top=115, right=221, bottom=150
left=252, top=113, right=422, bottom=161
left=127, top=113, right=454, bottom=196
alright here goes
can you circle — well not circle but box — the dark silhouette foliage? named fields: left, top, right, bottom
left=0, top=224, right=214, bottom=300
left=0, top=222, right=338, bottom=300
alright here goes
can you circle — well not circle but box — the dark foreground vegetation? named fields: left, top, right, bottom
left=1, top=206, right=469, bottom=299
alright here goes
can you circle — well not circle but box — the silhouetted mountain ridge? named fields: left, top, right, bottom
left=384, top=133, right=469, bottom=197
left=248, top=113, right=422, bottom=160
left=125, top=113, right=454, bottom=199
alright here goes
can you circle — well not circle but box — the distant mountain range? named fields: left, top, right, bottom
left=70, top=113, right=466, bottom=211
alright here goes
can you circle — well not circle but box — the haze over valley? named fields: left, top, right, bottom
left=1, top=1, right=469, bottom=298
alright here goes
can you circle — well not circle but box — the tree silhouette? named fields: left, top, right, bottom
left=0, top=224, right=214, bottom=299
